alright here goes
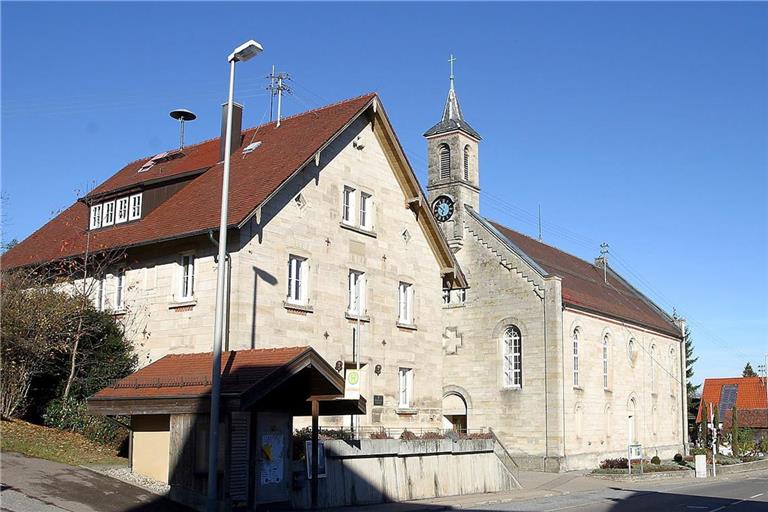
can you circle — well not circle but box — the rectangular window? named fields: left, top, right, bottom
left=115, top=197, right=129, bottom=224
left=398, top=367, right=413, bottom=408
left=347, top=270, right=365, bottom=315
left=503, top=327, right=522, bottom=388
left=114, top=270, right=125, bottom=309
left=287, top=255, right=308, bottom=304
left=90, top=204, right=103, bottom=229
left=342, top=186, right=356, bottom=225
left=102, top=200, right=116, bottom=226
left=180, top=255, right=195, bottom=299
left=572, top=331, right=580, bottom=387
left=359, top=192, right=372, bottom=230
left=129, top=193, right=142, bottom=221
left=398, top=282, right=413, bottom=324
left=603, top=340, right=609, bottom=389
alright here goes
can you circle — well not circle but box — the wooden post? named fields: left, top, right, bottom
left=311, top=399, right=319, bottom=509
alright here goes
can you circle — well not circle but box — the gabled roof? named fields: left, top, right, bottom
left=423, top=83, right=480, bottom=140
left=472, top=212, right=680, bottom=338
left=87, top=346, right=366, bottom=416
left=696, top=376, right=768, bottom=423
left=2, top=93, right=465, bottom=287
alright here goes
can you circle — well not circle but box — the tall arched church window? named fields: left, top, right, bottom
left=439, top=144, right=451, bottom=180
left=463, top=145, right=470, bottom=181
left=602, top=335, right=609, bottom=389
left=502, top=326, right=522, bottom=388
left=572, top=328, right=580, bottom=387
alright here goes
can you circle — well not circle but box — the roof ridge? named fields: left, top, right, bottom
left=85, top=93, right=378, bottom=199
left=488, top=219, right=602, bottom=270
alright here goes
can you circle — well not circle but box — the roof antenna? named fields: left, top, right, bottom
left=538, top=204, right=543, bottom=241
left=169, top=109, right=197, bottom=150
left=600, top=242, right=609, bottom=283
left=266, top=67, right=292, bottom=127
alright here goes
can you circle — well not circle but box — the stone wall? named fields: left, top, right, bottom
left=291, top=438, right=518, bottom=508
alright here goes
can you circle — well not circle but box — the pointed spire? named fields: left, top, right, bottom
left=424, top=54, right=481, bottom=140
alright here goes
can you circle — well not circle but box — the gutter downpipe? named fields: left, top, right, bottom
left=541, top=285, right=549, bottom=470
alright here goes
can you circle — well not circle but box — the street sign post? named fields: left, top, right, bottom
left=628, top=444, right=643, bottom=475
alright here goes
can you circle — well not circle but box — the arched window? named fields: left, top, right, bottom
left=602, top=335, right=609, bottom=389
left=502, top=326, right=522, bottom=388
left=572, top=328, right=580, bottom=387
left=439, top=144, right=451, bottom=180
left=463, top=145, right=470, bottom=181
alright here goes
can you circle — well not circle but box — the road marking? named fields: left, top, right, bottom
left=709, top=507, right=726, bottom=512
left=685, top=507, right=707, bottom=509
left=750, top=493, right=764, bottom=498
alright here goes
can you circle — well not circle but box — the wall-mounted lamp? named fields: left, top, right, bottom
left=335, top=360, right=343, bottom=372
left=374, top=364, right=382, bottom=375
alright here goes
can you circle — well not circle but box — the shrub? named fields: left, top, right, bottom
left=291, top=426, right=353, bottom=460
left=369, top=430, right=392, bottom=439
left=400, top=430, right=417, bottom=441
left=43, top=398, right=127, bottom=448
left=650, top=455, right=661, bottom=465
left=600, top=458, right=628, bottom=469
left=673, top=453, right=684, bottom=464
left=420, top=431, right=445, bottom=440
left=691, top=447, right=708, bottom=456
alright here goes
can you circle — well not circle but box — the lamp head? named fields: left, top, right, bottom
left=229, top=40, right=263, bottom=63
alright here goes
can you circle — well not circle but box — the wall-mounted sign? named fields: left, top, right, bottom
left=305, top=440, right=327, bottom=479
left=373, top=395, right=384, bottom=406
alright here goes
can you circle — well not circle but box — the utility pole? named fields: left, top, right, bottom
left=267, top=67, right=291, bottom=126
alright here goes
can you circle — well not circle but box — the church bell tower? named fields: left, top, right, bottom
left=425, top=55, right=481, bottom=250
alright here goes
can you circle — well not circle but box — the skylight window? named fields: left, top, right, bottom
left=242, top=141, right=262, bottom=154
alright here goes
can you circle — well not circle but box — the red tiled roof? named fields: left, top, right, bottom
left=489, top=221, right=681, bottom=338
left=2, top=93, right=377, bottom=269
left=91, top=346, right=309, bottom=400
left=696, top=377, right=768, bottom=422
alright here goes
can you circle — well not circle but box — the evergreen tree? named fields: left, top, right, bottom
left=743, top=363, right=757, bottom=377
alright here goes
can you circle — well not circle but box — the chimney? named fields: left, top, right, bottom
left=220, top=102, right=243, bottom=161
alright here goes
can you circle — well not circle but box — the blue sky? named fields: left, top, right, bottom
left=3, top=2, right=766, bottom=385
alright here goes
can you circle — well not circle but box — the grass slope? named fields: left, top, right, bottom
left=0, top=418, right=127, bottom=466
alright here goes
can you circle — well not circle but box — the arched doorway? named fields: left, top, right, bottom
left=442, top=393, right=467, bottom=433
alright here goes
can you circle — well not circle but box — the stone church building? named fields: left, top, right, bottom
left=427, top=77, right=687, bottom=470
left=4, top=76, right=686, bottom=478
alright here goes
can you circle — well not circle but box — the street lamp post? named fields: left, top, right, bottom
left=207, top=39, right=263, bottom=512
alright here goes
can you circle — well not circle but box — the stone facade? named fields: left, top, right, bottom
left=93, top=113, right=450, bottom=430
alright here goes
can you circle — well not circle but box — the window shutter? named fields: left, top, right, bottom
left=229, top=412, right=250, bottom=502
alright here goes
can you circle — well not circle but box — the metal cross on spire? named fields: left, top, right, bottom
left=448, top=54, right=456, bottom=90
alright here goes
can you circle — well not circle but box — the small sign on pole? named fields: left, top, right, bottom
left=695, top=454, right=707, bottom=478
left=628, top=444, right=643, bottom=475
left=344, top=368, right=360, bottom=400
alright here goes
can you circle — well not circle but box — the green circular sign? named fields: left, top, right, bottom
left=348, top=371, right=359, bottom=385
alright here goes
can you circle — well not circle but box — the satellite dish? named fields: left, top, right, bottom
left=169, top=109, right=197, bottom=149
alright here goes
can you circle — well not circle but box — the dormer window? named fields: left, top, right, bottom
left=102, top=200, right=116, bottom=226
left=129, top=194, right=142, bottom=220
left=116, top=197, right=129, bottom=224
left=90, top=204, right=103, bottom=229
left=89, top=192, right=143, bottom=230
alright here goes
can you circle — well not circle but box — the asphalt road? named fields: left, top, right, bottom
left=0, top=452, right=190, bottom=512
left=465, top=472, right=768, bottom=512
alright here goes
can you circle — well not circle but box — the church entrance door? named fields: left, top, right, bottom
left=442, top=393, right=468, bottom=433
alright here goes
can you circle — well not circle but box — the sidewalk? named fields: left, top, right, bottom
left=320, top=469, right=621, bottom=511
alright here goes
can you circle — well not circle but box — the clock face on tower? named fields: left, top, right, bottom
left=432, top=196, right=455, bottom=222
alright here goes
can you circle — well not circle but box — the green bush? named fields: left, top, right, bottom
left=650, top=455, right=661, bottom=465
left=400, top=430, right=417, bottom=441
left=43, top=398, right=127, bottom=448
